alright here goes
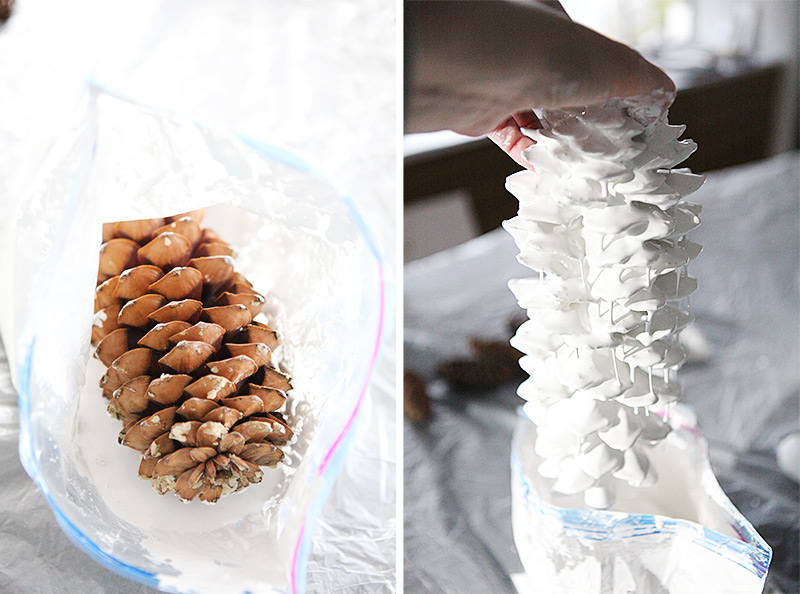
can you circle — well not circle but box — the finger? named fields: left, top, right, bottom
left=534, top=1, right=572, bottom=20
left=512, top=110, right=542, bottom=130
left=538, top=19, right=676, bottom=110
left=488, top=116, right=537, bottom=171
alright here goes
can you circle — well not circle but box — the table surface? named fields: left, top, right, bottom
left=404, top=152, right=800, bottom=594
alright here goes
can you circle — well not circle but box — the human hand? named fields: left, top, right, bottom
left=405, top=0, right=675, bottom=170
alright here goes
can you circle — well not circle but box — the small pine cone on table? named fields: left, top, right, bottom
left=92, top=211, right=294, bottom=503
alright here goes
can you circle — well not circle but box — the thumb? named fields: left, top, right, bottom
left=529, top=18, right=676, bottom=111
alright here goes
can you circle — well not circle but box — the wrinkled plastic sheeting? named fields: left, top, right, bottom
left=683, top=153, right=799, bottom=592
left=403, top=153, right=799, bottom=593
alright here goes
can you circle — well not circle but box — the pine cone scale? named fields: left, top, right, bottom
left=138, top=321, right=193, bottom=351
left=148, top=299, right=204, bottom=324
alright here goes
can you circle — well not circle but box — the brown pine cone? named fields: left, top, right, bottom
left=92, top=211, right=293, bottom=503
left=468, top=337, right=523, bottom=368
left=403, top=369, right=431, bottom=423
left=435, top=357, right=521, bottom=389
left=435, top=320, right=525, bottom=390
left=0, top=0, right=14, bottom=24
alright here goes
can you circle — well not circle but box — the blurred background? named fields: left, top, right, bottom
left=404, top=0, right=799, bottom=261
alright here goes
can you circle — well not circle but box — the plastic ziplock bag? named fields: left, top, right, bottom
left=511, top=406, right=771, bottom=594
left=1, top=88, right=387, bottom=593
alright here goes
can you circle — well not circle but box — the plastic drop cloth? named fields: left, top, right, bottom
left=0, top=1, right=396, bottom=592
left=404, top=152, right=799, bottom=593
